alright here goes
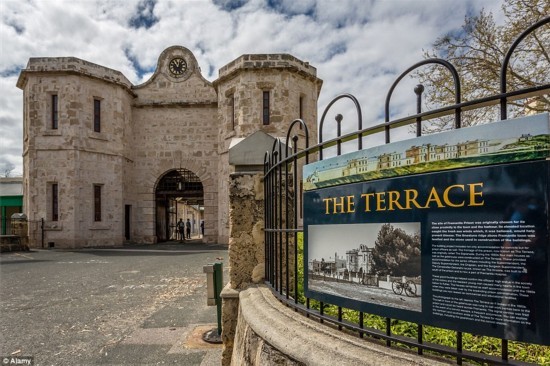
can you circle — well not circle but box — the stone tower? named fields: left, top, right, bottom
left=214, top=54, right=322, bottom=243
left=16, top=48, right=322, bottom=248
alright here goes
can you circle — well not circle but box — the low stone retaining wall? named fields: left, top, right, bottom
left=231, top=285, right=450, bottom=366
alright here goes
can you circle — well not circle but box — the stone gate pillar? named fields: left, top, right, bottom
left=220, top=132, right=283, bottom=365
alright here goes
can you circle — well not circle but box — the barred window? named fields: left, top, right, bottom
left=51, top=183, right=58, bottom=221
left=93, top=99, right=101, bottom=132
left=262, top=91, right=270, bottom=125
left=230, top=95, right=235, bottom=130
left=51, top=95, right=58, bottom=129
left=94, top=185, right=102, bottom=222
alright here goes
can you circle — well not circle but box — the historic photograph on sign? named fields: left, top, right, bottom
left=307, top=222, right=422, bottom=312
left=303, top=113, right=550, bottom=191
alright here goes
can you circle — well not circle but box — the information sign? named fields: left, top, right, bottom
left=303, top=113, right=550, bottom=345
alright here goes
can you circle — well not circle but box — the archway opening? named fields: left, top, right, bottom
left=155, top=168, right=204, bottom=242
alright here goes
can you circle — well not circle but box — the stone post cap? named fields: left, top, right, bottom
left=10, top=213, right=27, bottom=220
left=229, top=131, right=288, bottom=167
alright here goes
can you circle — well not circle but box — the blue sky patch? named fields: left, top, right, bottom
left=129, top=0, right=159, bottom=29
left=124, top=48, right=153, bottom=78
left=322, top=42, right=347, bottom=62
left=0, top=66, right=22, bottom=78
left=265, top=0, right=316, bottom=18
left=7, top=20, right=24, bottom=35
left=213, top=0, right=248, bottom=12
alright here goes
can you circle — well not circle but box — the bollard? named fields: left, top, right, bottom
left=203, top=262, right=223, bottom=338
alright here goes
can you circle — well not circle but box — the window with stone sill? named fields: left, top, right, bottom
left=262, top=91, right=270, bottom=125
left=94, top=184, right=102, bottom=222
left=47, top=182, right=59, bottom=221
left=51, top=94, right=58, bottom=129
left=93, top=98, right=101, bottom=133
left=230, top=94, right=236, bottom=130
left=299, top=95, right=304, bottom=129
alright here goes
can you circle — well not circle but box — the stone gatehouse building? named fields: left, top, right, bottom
left=16, top=46, right=322, bottom=247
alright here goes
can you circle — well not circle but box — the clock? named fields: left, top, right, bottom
left=168, top=57, right=187, bottom=76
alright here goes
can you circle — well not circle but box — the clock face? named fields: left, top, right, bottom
left=168, top=57, right=187, bottom=76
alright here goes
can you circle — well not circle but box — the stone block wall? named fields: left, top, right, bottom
left=18, top=65, right=134, bottom=248
left=221, top=171, right=265, bottom=365
left=17, top=47, right=321, bottom=247
left=227, top=173, right=265, bottom=289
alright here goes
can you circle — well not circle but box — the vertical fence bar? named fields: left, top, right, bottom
left=270, top=159, right=275, bottom=286
left=359, top=312, right=364, bottom=339
left=338, top=306, right=343, bottom=331
left=264, top=156, right=269, bottom=284
left=335, top=114, right=342, bottom=156
left=285, top=145, right=290, bottom=299
left=273, top=151, right=278, bottom=291
left=293, top=135, right=299, bottom=304
left=414, top=84, right=424, bottom=137
left=269, top=163, right=274, bottom=285
left=502, top=339, right=508, bottom=363
left=457, top=331, right=463, bottom=365
left=278, top=149, right=283, bottom=296
left=417, top=324, right=423, bottom=355
left=386, top=318, right=391, bottom=347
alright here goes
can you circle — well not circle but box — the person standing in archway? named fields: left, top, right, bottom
left=177, top=218, right=185, bottom=242
left=186, top=219, right=191, bottom=239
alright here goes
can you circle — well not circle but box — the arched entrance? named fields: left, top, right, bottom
left=155, top=168, right=204, bottom=242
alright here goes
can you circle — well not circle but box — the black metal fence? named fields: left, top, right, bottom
left=263, top=17, right=549, bottom=365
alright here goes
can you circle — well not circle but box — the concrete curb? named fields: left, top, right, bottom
left=236, top=285, right=450, bottom=366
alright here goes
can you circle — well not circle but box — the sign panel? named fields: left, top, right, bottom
left=303, top=113, right=550, bottom=345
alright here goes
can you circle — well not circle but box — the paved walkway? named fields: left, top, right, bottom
left=0, top=241, right=228, bottom=366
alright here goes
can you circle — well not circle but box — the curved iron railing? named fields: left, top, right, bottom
left=264, top=17, right=549, bottom=365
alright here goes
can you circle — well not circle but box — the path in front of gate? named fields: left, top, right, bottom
left=0, top=242, right=228, bottom=365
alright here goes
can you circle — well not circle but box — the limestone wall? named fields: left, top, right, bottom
left=220, top=171, right=265, bottom=365
left=215, top=54, right=321, bottom=150
left=130, top=105, right=219, bottom=244
left=227, top=173, right=265, bottom=289
left=19, top=65, right=134, bottom=248
left=131, top=46, right=221, bottom=244
left=17, top=48, right=321, bottom=247
left=214, top=53, right=322, bottom=246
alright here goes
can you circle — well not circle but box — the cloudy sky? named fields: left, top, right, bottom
left=0, top=0, right=505, bottom=177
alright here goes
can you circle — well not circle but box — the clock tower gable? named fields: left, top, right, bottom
left=132, top=46, right=216, bottom=105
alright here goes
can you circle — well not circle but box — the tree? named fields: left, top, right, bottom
left=416, top=0, right=549, bottom=133
left=370, top=224, right=420, bottom=276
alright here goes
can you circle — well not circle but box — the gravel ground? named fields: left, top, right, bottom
left=0, top=243, right=228, bottom=366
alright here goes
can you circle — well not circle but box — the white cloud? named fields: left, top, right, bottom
left=0, top=0, right=506, bottom=176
